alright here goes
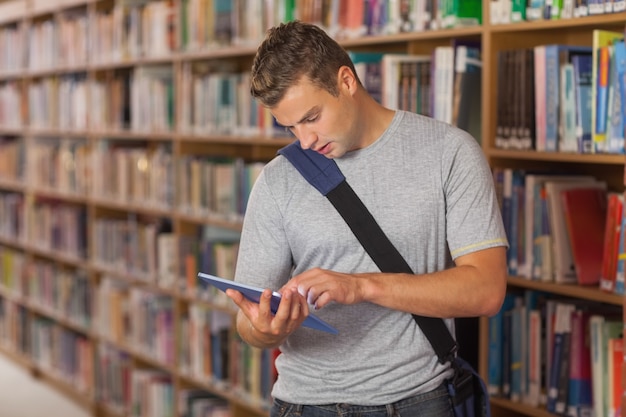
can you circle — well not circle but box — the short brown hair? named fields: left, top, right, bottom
left=250, top=20, right=359, bottom=107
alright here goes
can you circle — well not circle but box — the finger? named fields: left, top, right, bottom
left=275, top=287, right=294, bottom=322
left=291, top=289, right=309, bottom=320
left=313, top=291, right=333, bottom=310
left=257, top=289, right=275, bottom=321
left=225, top=289, right=243, bottom=304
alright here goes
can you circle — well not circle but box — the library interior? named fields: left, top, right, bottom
left=0, top=0, right=625, bottom=416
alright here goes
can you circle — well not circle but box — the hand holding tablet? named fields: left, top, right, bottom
left=197, top=272, right=338, bottom=335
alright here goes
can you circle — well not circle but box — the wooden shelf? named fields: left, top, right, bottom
left=507, top=276, right=624, bottom=306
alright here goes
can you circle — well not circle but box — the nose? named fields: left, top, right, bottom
left=293, top=125, right=317, bottom=149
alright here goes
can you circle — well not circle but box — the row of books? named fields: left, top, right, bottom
left=0, top=23, right=23, bottom=73
left=29, top=315, right=93, bottom=393
left=177, top=389, right=231, bottom=417
left=30, top=137, right=90, bottom=197
left=0, top=294, right=93, bottom=394
left=97, top=279, right=176, bottom=367
left=0, top=322, right=234, bottom=417
left=180, top=304, right=277, bottom=405
left=0, top=0, right=482, bottom=73
left=0, top=137, right=22, bottom=181
left=0, top=202, right=243, bottom=293
left=348, top=41, right=482, bottom=140
left=494, top=168, right=619, bottom=290
left=97, top=343, right=234, bottom=416
left=178, top=64, right=268, bottom=137
left=0, top=82, right=22, bottom=129
left=157, top=225, right=241, bottom=296
left=0, top=288, right=268, bottom=414
left=179, top=304, right=231, bottom=382
left=127, top=368, right=175, bottom=417
left=0, top=246, right=24, bottom=297
left=0, top=192, right=23, bottom=242
left=105, top=52, right=474, bottom=137
left=0, top=297, right=28, bottom=353
left=25, top=260, right=92, bottom=330
left=495, top=29, right=626, bottom=154
left=0, top=247, right=92, bottom=330
left=488, top=290, right=624, bottom=417
left=26, top=200, right=88, bottom=260
left=0, top=138, right=265, bottom=222
left=92, top=141, right=174, bottom=210
left=92, top=215, right=241, bottom=293
left=93, top=217, right=169, bottom=282
left=28, top=9, right=91, bottom=71
left=4, top=44, right=481, bottom=140
left=491, top=0, right=626, bottom=24
left=0, top=201, right=242, bottom=297
left=94, top=280, right=274, bottom=405
left=176, top=156, right=265, bottom=221
left=28, top=76, right=88, bottom=130
left=16, top=67, right=277, bottom=136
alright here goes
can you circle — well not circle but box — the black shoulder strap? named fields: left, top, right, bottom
left=278, top=141, right=458, bottom=364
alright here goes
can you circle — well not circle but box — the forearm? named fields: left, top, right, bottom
left=362, top=269, right=502, bottom=318
left=362, top=248, right=507, bottom=318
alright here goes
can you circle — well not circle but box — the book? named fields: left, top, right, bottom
left=559, top=63, right=577, bottom=152
left=614, top=207, right=626, bottom=295
left=348, top=51, right=385, bottom=104
left=560, top=187, right=608, bottom=285
left=534, top=44, right=592, bottom=152
left=431, top=45, right=454, bottom=124
left=607, top=336, right=624, bottom=417
left=510, top=297, right=526, bottom=402
left=544, top=179, right=606, bottom=283
left=606, top=39, right=625, bottom=154
left=571, top=53, right=594, bottom=153
left=523, top=174, right=595, bottom=279
left=502, top=169, right=525, bottom=276
left=452, top=43, right=482, bottom=142
left=566, top=309, right=593, bottom=417
left=591, top=30, right=624, bottom=153
left=518, top=290, right=551, bottom=406
left=525, top=308, right=543, bottom=407
left=488, top=292, right=517, bottom=396
left=381, top=53, right=431, bottom=111
left=197, top=273, right=339, bottom=334
left=600, top=193, right=624, bottom=292
left=502, top=307, right=514, bottom=398
left=441, top=0, right=482, bottom=28
left=546, top=302, right=575, bottom=413
left=618, top=41, right=626, bottom=141
left=589, top=315, right=623, bottom=417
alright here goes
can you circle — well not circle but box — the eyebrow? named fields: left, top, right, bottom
left=280, top=105, right=321, bottom=128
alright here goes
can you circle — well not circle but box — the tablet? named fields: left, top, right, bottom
left=197, top=272, right=338, bottom=335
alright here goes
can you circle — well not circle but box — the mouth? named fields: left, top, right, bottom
left=316, top=143, right=332, bottom=155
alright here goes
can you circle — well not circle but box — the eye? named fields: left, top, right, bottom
left=305, top=115, right=319, bottom=123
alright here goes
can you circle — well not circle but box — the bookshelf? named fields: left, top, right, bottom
left=0, top=1, right=623, bottom=416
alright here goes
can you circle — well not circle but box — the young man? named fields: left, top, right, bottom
left=226, top=21, right=508, bottom=417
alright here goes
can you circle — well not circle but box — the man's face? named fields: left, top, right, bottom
left=271, top=74, right=361, bottom=159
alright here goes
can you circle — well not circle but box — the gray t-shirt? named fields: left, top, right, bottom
left=234, top=110, right=508, bottom=405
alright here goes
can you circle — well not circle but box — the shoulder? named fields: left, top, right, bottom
left=256, top=152, right=310, bottom=198
left=393, top=111, right=481, bottom=153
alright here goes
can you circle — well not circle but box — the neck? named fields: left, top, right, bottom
left=356, top=90, right=396, bottom=147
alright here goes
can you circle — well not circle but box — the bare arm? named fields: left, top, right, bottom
left=281, top=246, right=508, bottom=318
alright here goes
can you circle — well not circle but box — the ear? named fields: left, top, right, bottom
left=337, top=66, right=358, bottom=95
